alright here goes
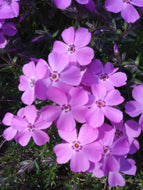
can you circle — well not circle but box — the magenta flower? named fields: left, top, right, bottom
left=54, top=0, right=89, bottom=10
left=54, top=123, right=102, bottom=172
left=105, top=0, right=143, bottom=23
left=41, top=87, right=89, bottom=131
left=98, top=124, right=129, bottom=176
left=53, top=27, right=94, bottom=66
left=112, top=120, right=141, bottom=154
left=82, top=59, right=127, bottom=90
left=125, top=85, right=143, bottom=130
left=11, top=105, right=51, bottom=146
left=0, top=20, right=17, bottom=48
left=18, top=59, right=49, bottom=105
left=35, top=52, right=81, bottom=100
left=0, top=0, right=19, bottom=19
left=86, top=84, right=124, bottom=128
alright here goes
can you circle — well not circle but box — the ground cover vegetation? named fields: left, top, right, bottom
left=1, top=0, right=143, bottom=189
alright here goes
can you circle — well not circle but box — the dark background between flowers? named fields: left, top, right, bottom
left=0, top=0, right=143, bottom=189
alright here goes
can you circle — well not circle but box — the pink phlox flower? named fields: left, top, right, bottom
left=53, top=26, right=94, bottom=66
left=18, top=59, right=49, bottom=105
left=54, top=0, right=90, bottom=10
left=97, top=124, right=130, bottom=177
left=125, top=85, right=143, bottom=130
left=35, top=52, right=82, bottom=100
left=54, top=123, right=102, bottom=172
left=0, top=0, right=19, bottom=19
left=40, top=87, right=89, bottom=131
left=86, top=84, right=124, bottom=128
left=82, top=59, right=127, bottom=90
left=11, top=105, right=51, bottom=146
left=105, top=0, right=143, bottom=23
left=0, top=19, right=17, bottom=48
left=113, top=120, right=141, bottom=154
left=108, top=157, right=136, bottom=187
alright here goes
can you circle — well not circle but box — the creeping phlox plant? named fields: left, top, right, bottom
left=1, top=0, right=143, bottom=188
left=2, top=25, right=142, bottom=187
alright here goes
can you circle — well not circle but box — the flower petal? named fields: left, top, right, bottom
left=74, top=27, right=91, bottom=48
left=2, top=22, right=17, bottom=36
left=70, top=151, right=90, bottom=172
left=57, top=112, right=76, bottom=131
left=3, top=127, right=17, bottom=141
left=108, top=172, right=125, bottom=187
left=103, top=106, right=123, bottom=123
left=54, top=143, right=72, bottom=163
left=32, top=130, right=49, bottom=145
left=2, top=112, right=13, bottom=126
left=105, top=0, right=123, bottom=13
left=78, top=123, right=98, bottom=145
left=75, top=47, right=94, bottom=65
left=61, top=26, right=75, bottom=45
left=121, top=3, right=140, bottom=23
left=54, top=0, right=71, bottom=9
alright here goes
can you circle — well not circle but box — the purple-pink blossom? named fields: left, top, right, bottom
left=105, top=0, right=143, bottom=23
left=82, top=59, right=127, bottom=90
left=35, top=52, right=81, bottom=100
left=54, top=123, right=102, bottom=172
left=18, top=59, right=49, bottom=105
left=86, top=84, right=124, bottom=128
left=0, top=0, right=19, bottom=19
left=53, top=27, right=94, bottom=66
left=11, top=105, right=51, bottom=146
left=40, top=87, right=89, bottom=131
left=0, top=20, right=17, bottom=48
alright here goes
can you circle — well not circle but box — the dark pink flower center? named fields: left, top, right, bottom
left=29, top=77, right=35, bottom=88
left=72, top=140, right=83, bottom=152
left=115, top=129, right=123, bottom=138
left=100, top=73, right=109, bottom=81
left=96, top=99, right=105, bottom=108
left=68, top=45, right=75, bottom=54
left=103, top=145, right=111, bottom=156
left=27, top=124, right=35, bottom=132
left=62, top=104, right=71, bottom=112
left=50, top=71, right=60, bottom=82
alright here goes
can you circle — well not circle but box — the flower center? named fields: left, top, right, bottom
left=100, top=73, right=109, bottom=81
left=29, top=77, right=35, bottom=88
left=103, top=146, right=111, bottom=156
left=96, top=99, right=105, bottom=108
left=27, top=124, right=35, bottom=132
left=115, top=129, right=123, bottom=138
left=50, top=71, right=60, bottom=82
left=68, top=45, right=75, bottom=54
left=62, top=104, right=71, bottom=112
left=72, top=140, right=83, bottom=152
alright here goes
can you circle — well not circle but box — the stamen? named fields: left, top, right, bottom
left=71, top=140, right=83, bottom=152
left=96, top=99, right=105, bottom=108
left=100, top=73, right=109, bottom=81
left=62, top=104, right=71, bottom=112
left=68, top=45, right=75, bottom=54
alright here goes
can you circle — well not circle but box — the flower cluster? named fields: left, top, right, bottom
left=2, top=25, right=142, bottom=187
left=0, top=0, right=19, bottom=48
